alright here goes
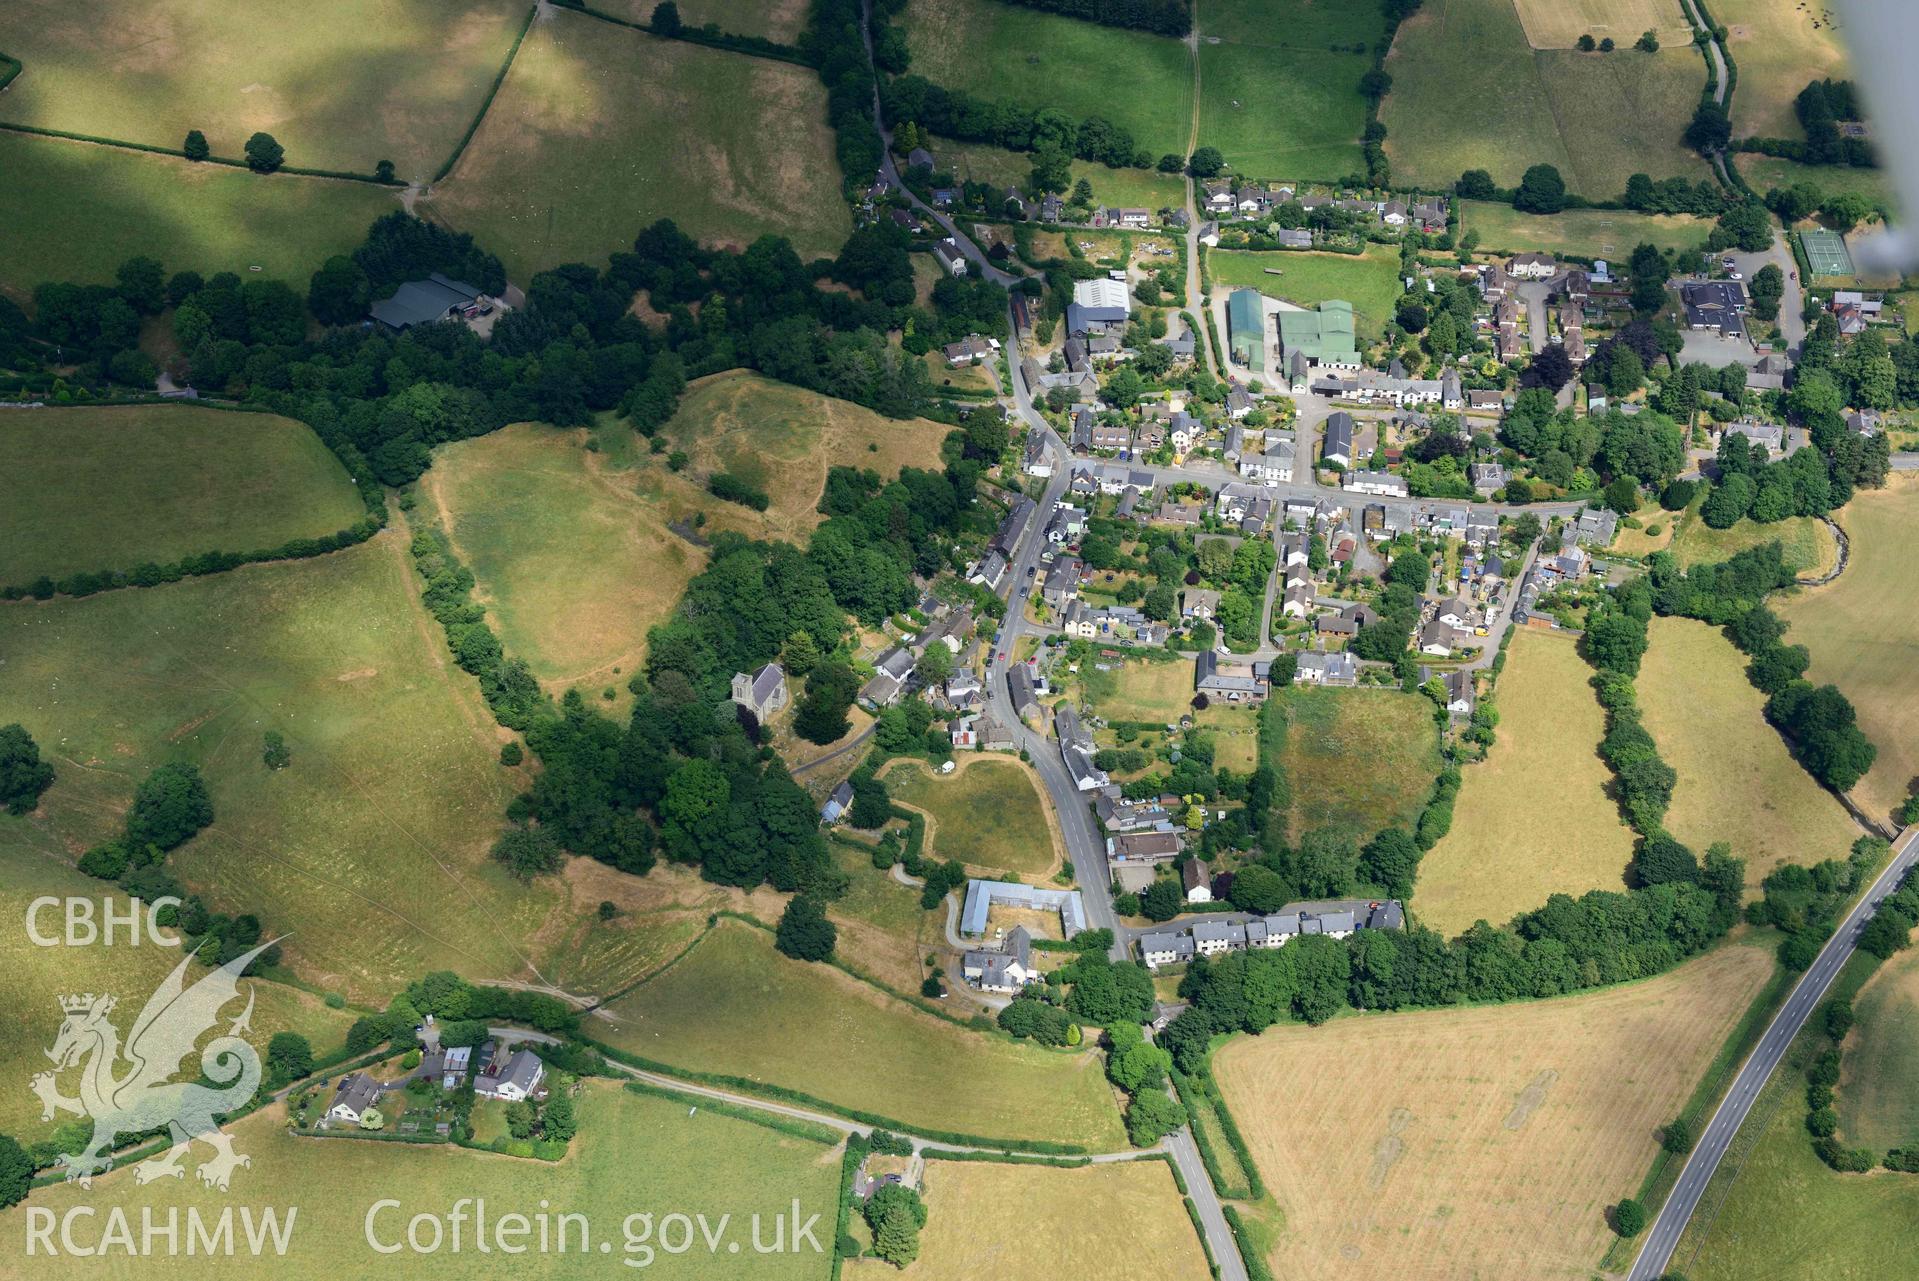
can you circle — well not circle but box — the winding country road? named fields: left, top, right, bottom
left=1627, top=824, right=1919, bottom=1280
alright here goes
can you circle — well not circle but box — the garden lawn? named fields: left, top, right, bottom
left=0, top=131, right=394, bottom=301
left=1270, top=686, right=1442, bottom=847
left=901, top=1156, right=1210, bottom=1281
left=1207, top=247, right=1403, bottom=343
left=1668, top=508, right=1837, bottom=576
left=0, top=0, right=531, bottom=177
left=1214, top=941, right=1775, bottom=1281
left=1838, top=943, right=1919, bottom=1152
left=1080, top=657, right=1196, bottom=723
left=1196, top=702, right=1260, bottom=773
left=0, top=406, right=364, bottom=586
left=1417, top=629, right=1634, bottom=936
left=1674, top=957, right=1919, bottom=1281
left=1778, top=477, right=1919, bottom=824
left=1381, top=0, right=1709, bottom=199
left=0, top=842, right=358, bottom=1143
left=596, top=919, right=1127, bottom=1149
left=0, top=535, right=552, bottom=1000
left=1459, top=200, right=1711, bottom=260
left=1636, top=618, right=1858, bottom=886
left=1714, top=0, right=1854, bottom=140
left=902, top=0, right=1193, bottom=159
left=421, top=8, right=850, bottom=278
left=934, top=140, right=1186, bottom=212
left=885, top=758, right=1061, bottom=879
left=0, top=1081, right=844, bottom=1278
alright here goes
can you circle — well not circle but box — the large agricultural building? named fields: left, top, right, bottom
left=1227, top=288, right=1266, bottom=372
left=1278, top=300, right=1361, bottom=371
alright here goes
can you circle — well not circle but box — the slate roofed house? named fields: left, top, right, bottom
left=1195, top=650, right=1267, bottom=702
left=1275, top=227, right=1313, bottom=249
left=327, top=1073, right=385, bottom=1125
left=1470, top=462, right=1508, bottom=495
left=1182, top=587, right=1221, bottom=620
left=1575, top=507, right=1619, bottom=546
left=932, top=238, right=968, bottom=277
left=943, top=334, right=997, bottom=365
left=1139, top=930, right=1197, bottom=968
left=859, top=647, right=916, bottom=709
left=906, top=147, right=935, bottom=170
left=820, top=780, right=855, bottom=825
left=730, top=663, right=787, bottom=721
left=1182, top=858, right=1214, bottom=903
left=1294, top=650, right=1359, bottom=686
left=1412, top=197, right=1449, bottom=230
left=1322, top=411, right=1355, bottom=467
left=1509, top=252, right=1556, bottom=279
left=1108, top=830, right=1183, bottom=865
left=369, top=274, right=487, bottom=333
left=1419, top=618, right=1465, bottom=656
left=476, top=1048, right=546, bottom=1102
left=961, top=927, right=1039, bottom=993
left=1467, top=388, right=1506, bottom=412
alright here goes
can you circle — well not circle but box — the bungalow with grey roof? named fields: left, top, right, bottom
left=932, top=238, right=968, bottom=276
left=961, top=927, right=1040, bottom=993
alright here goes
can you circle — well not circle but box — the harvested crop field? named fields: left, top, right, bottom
left=1417, top=629, right=1634, bottom=936
left=1213, top=941, right=1776, bottom=1281
left=0, top=0, right=531, bottom=177
left=1778, top=478, right=1919, bottom=824
left=1637, top=618, right=1858, bottom=886
left=423, top=8, right=850, bottom=277
left=1382, top=0, right=1709, bottom=199
left=596, top=919, right=1127, bottom=1149
left=1510, top=0, right=1693, bottom=50
left=882, top=1156, right=1210, bottom=1281
left=1268, top=686, right=1442, bottom=847
left=0, top=405, right=363, bottom=586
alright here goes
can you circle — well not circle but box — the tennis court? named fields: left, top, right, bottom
left=1799, top=228, right=1856, bottom=278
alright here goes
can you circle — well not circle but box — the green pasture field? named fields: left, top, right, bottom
left=1738, top=154, right=1896, bottom=214
left=1839, top=943, right=1919, bottom=1152
left=0, top=406, right=364, bottom=586
left=933, top=140, right=1186, bottom=212
left=1196, top=0, right=1385, bottom=179
left=0, top=535, right=553, bottom=1000
left=596, top=919, right=1128, bottom=1149
left=1079, top=657, right=1195, bottom=723
left=1381, top=0, right=1709, bottom=199
left=1668, top=508, right=1837, bottom=576
left=902, top=0, right=1193, bottom=159
left=1207, top=247, right=1403, bottom=342
left=1714, top=0, right=1854, bottom=139
left=1637, top=618, right=1858, bottom=886
left=0, top=842, right=358, bottom=1143
left=885, top=758, right=1060, bottom=879
left=0, top=1080, right=844, bottom=1278
left=1195, top=702, right=1260, bottom=774
left=0, top=0, right=530, bottom=178
left=1674, top=956, right=1919, bottom=1280
left=422, top=9, right=850, bottom=279
left=1779, top=477, right=1919, bottom=824
left=597, top=0, right=809, bottom=43
left=1417, top=629, right=1634, bottom=937
left=1460, top=200, right=1711, bottom=260
left=0, top=131, right=394, bottom=301
left=1269, top=685, right=1441, bottom=847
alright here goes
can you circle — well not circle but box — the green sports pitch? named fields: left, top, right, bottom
left=1799, top=228, right=1856, bottom=277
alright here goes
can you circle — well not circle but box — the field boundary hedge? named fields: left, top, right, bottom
left=429, top=2, right=540, bottom=184
left=567, top=3, right=817, bottom=68
left=0, top=51, right=21, bottom=92
left=0, top=120, right=403, bottom=186
left=621, top=1078, right=842, bottom=1146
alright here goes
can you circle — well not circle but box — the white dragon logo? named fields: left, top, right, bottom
left=30, top=941, right=275, bottom=1191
